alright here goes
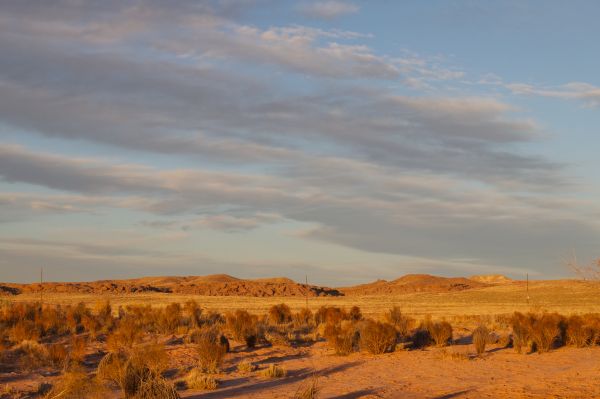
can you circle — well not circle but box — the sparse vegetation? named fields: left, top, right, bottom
left=185, top=368, right=219, bottom=390
left=427, top=321, right=453, bottom=347
left=472, top=325, right=489, bottom=355
left=261, top=364, right=287, bottom=378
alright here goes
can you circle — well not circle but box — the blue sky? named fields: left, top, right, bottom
left=0, top=0, right=599, bottom=284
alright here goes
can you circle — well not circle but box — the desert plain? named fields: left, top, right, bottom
left=2, top=274, right=600, bottom=399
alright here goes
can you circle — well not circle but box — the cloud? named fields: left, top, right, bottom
left=507, top=82, right=600, bottom=107
left=299, top=1, right=359, bottom=19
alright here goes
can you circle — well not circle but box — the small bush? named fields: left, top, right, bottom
left=268, top=304, right=292, bottom=325
left=134, top=376, right=180, bottom=399
left=472, top=325, right=489, bottom=356
left=46, top=343, right=69, bottom=368
left=225, top=310, right=260, bottom=347
left=294, top=374, right=319, bottom=399
left=566, top=315, right=594, bottom=347
left=511, top=312, right=532, bottom=353
left=16, top=340, right=48, bottom=370
left=44, top=367, right=105, bottom=399
left=530, top=313, right=560, bottom=353
left=411, top=329, right=431, bottom=349
left=349, top=306, right=362, bottom=321
left=385, top=307, right=414, bottom=338
left=106, top=318, right=142, bottom=352
left=195, top=329, right=227, bottom=373
left=324, top=322, right=358, bottom=356
left=428, top=321, right=453, bottom=347
left=360, top=321, right=396, bottom=354
left=69, top=336, right=87, bottom=364
left=261, top=364, right=286, bottom=378
left=237, top=360, right=257, bottom=373
left=185, top=368, right=219, bottom=390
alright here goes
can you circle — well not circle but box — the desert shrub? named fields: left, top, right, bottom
left=349, top=306, right=362, bottom=321
left=237, top=360, right=257, bottom=373
left=412, top=328, right=432, bottom=349
left=385, top=307, right=414, bottom=338
left=183, top=300, right=202, bottom=329
left=315, top=307, right=347, bottom=325
left=225, top=310, right=260, bottom=348
left=566, top=315, right=594, bottom=347
left=46, top=343, right=69, bottom=368
left=106, top=318, right=142, bottom=352
left=511, top=312, right=532, bottom=353
left=134, top=376, right=180, bottom=399
left=324, top=321, right=359, bottom=356
left=261, top=364, right=286, bottom=378
left=265, top=328, right=290, bottom=347
left=427, top=321, right=453, bottom=347
left=81, top=315, right=100, bottom=339
left=16, top=340, right=48, bottom=370
left=9, top=320, right=39, bottom=343
left=44, top=367, right=105, bottom=399
left=472, top=325, right=489, bottom=356
left=195, top=328, right=227, bottom=373
left=293, top=308, right=313, bottom=327
left=69, top=336, right=87, bottom=364
left=359, top=321, right=397, bottom=354
left=185, top=368, right=219, bottom=390
left=97, top=344, right=168, bottom=397
left=94, top=301, right=114, bottom=333
left=268, top=304, right=292, bottom=325
left=97, top=351, right=128, bottom=389
left=530, top=313, right=561, bottom=353
left=159, top=303, right=182, bottom=334
left=294, top=374, right=319, bottom=399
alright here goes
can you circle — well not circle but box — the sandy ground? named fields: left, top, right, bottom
left=5, top=337, right=600, bottom=399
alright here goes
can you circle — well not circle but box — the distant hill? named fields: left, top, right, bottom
left=2, top=274, right=342, bottom=297
left=340, top=274, right=490, bottom=296
left=0, top=273, right=523, bottom=298
left=469, top=274, right=513, bottom=285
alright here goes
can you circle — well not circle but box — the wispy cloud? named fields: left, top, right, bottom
left=298, top=1, right=359, bottom=19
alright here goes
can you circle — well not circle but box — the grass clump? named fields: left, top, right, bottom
left=134, top=376, right=180, bottom=399
left=237, top=360, right=257, bottom=373
left=294, top=374, right=320, bottom=399
left=185, top=368, right=219, bottom=390
left=261, top=364, right=286, bottom=378
left=472, top=325, right=489, bottom=356
left=44, top=367, right=105, bottom=399
left=195, top=328, right=228, bottom=373
left=427, top=321, right=453, bottom=347
left=385, top=307, right=414, bottom=338
left=268, top=304, right=293, bottom=325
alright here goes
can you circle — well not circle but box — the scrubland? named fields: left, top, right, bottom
left=2, top=284, right=600, bottom=398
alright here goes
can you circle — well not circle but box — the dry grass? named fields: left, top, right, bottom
left=472, top=325, right=489, bottom=355
left=195, top=328, right=227, bottom=373
left=134, top=376, right=180, bottom=399
left=237, top=360, right=257, bottom=373
left=427, top=321, right=453, bottom=347
left=44, top=367, right=105, bottom=399
left=294, top=374, right=320, bottom=399
left=261, top=364, right=287, bottom=378
left=185, top=368, right=219, bottom=390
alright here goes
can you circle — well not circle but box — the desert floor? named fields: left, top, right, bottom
left=5, top=337, right=600, bottom=399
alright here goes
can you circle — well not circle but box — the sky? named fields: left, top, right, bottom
left=1, top=0, right=599, bottom=285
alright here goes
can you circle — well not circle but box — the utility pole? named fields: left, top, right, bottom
left=526, top=273, right=530, bottom=305
left=40, top=267, right=44, bottom=310
left=305, top=275, right=309, bottom=309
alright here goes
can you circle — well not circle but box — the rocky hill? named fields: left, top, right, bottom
left=1, top=274, right=342, bottom=297
left=340, top=274, right=490, bottom=296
